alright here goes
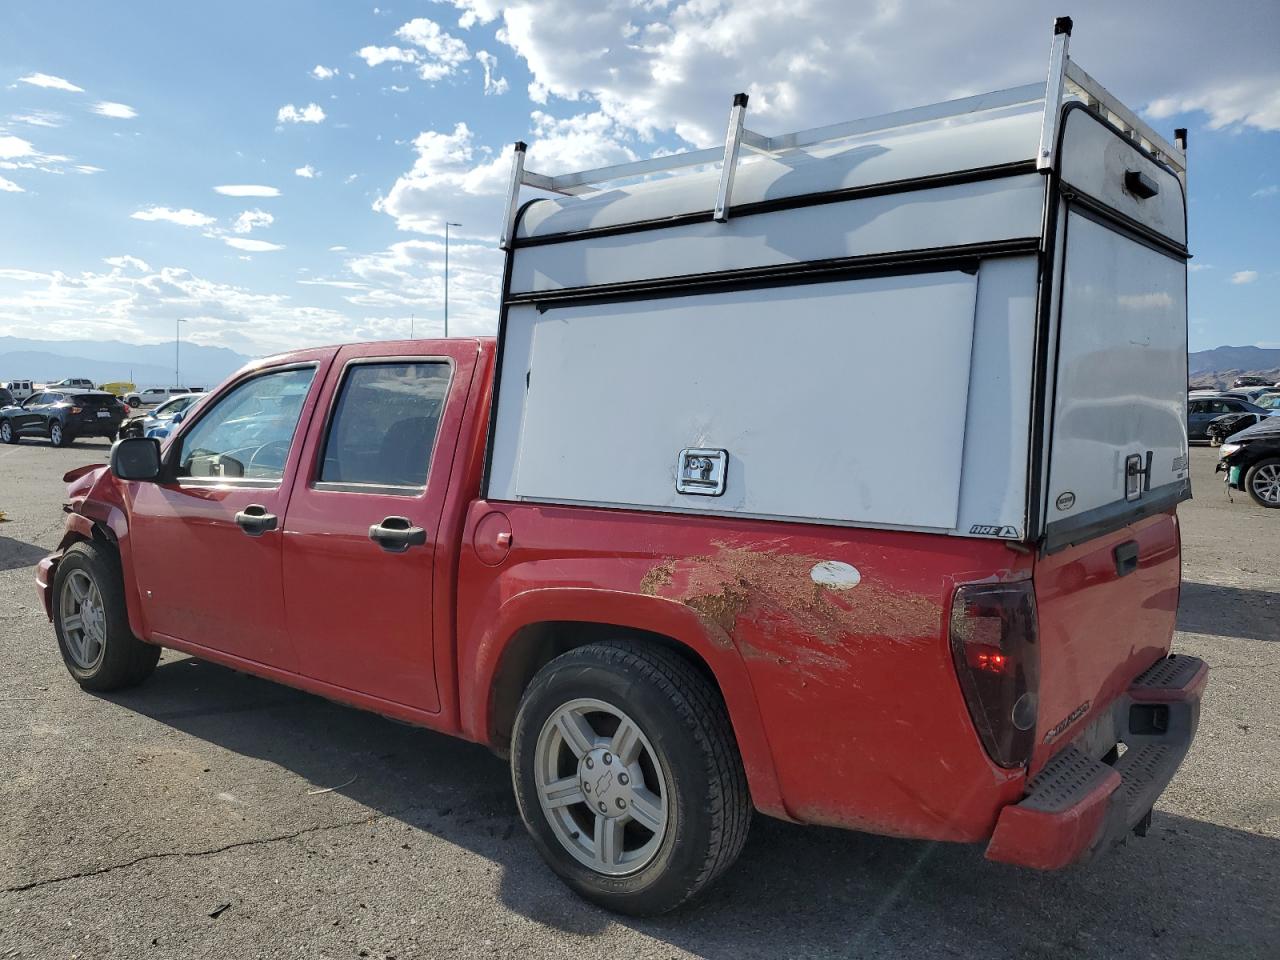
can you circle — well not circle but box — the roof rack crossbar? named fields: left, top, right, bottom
left=498, top=18, right=1187, bottom=248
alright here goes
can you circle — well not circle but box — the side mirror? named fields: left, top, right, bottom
left=111, top=437, right=163, bottom=481
left=172, top=411, right=185, bottom=424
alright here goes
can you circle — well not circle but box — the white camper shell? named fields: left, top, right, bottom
left=486, top=19, right=1190, bottom=552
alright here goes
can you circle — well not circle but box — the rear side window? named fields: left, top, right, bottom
left=177, top=367, right=316, bottom=481
left=318, top=361, right=452, bottom=491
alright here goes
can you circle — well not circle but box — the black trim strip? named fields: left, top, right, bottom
left=481, top=197, right=536, bottom=498
left=1060, top=188, right=1189, bottom=262
left=1042, top=480, right=1191, bottom=555
left=506, top=238, right=1040, bottom=309
left=512, top=160, right=1039, bottom=249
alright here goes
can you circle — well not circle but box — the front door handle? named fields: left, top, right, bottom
left=234, top=504, right=278, bottom=537
left=369, top=516, right=427, bottom=553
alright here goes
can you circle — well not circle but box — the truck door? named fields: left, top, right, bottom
left=126, top=358, right=330, bottom=670
left=281, top=340, right=479, bottom=713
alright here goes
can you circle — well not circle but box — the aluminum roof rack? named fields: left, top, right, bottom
left=499, top=15, right=1187, bottom=249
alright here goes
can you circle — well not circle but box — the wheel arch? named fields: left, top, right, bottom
left=467, top=588, right=790, bottom=820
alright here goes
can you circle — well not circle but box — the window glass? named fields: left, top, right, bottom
left=177, top=367, right=315, bottom=481
left=1188, top=400, right=1204, bottom=414
left=318, top=361, right=451, bottom=489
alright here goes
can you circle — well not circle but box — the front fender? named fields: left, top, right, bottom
left=460, top=581, right=791, bottom=820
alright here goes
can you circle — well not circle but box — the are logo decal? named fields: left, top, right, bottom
left=969, top=524, right=1020, bottom=538
left=1042, top=700, right=1091, bottom=745
left=1056, top=491, right=1076, bottom=511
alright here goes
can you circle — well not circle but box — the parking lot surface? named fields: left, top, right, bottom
left=1, top=440, right=1277, bottom=959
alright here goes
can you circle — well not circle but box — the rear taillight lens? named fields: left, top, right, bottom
left=949, top=581, right=1039, bottom=768
left=70, top=406, right=83, bottom=414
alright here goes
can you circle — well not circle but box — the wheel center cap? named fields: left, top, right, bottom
left=580, top=747, right=630, bottom=817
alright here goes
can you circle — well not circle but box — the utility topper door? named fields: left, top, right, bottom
left=499, top=271, right=979, bottom=531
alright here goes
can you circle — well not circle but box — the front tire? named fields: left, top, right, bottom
left=0, top=420, right=15, bottom=444
left=1245, top=458, right=1280, bottom=508
left=53, top=541, right=160, bottom=691
left=511, top=641, right=750, bottom=916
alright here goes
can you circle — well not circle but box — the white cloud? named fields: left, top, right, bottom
left=312, top=64, right=339, bottom=79
left=1187, top=263, right=1213, bottom=273
left=9, top=110, right=66, bottom=128
left=0, top=135, right=35, bottom=160
left=1231, top=270, right=1259, bottom=285
left=443, top=0, right=1280, bottom=141
left=395, top=18, right=470, bottom=81
left=232, top=209, right=274, bottom=234
left=0, top=175, right=23, bottom=193
left=103, top=255, right=151, bottom=271
left=329, top=245, right=348, bottom=251
left=222, top=237, right=285, bottom=252
left=214, top=184, right=281, bottom=197
left=294, top=164, right=317, bottom=178
left=375, top=112, right=634, bottom=236
left=92, top=101, right=138, bottom=119
left=476, top=50, right=509, bottom=95
left=1252, top=185, right=1278, bottom=198
left=357, top=18, right=470, bottom=81
left=74, top=164, right=103, bottom=175
left=17, top=73, right=83, bottom=93
left=277, top=102, right=326, bottom=124
left=131, top=206, right=217, bottom=228
left=358, top=45, right=418, bottom=67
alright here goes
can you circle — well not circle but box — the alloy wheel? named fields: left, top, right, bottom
left=50, top=423, right=62, bottom=446
left=533, top=698, right=669, bottom=876
left=0, top=422, right=10, bottom=442
left=1252, top=463, right=1280, bottom=505
left=60, top=569, right=107, bottom=671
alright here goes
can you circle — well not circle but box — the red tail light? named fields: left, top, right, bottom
left=949, top=581, right=1039, bottom=768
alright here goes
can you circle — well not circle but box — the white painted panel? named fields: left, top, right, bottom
left=511, top=175, right=1045, bottom=295
left=1047, top=213, right=1189, bottom=521
left=1059, top=109, right=1186, bottom=245
left=500, top=273, right=978, bottom=530
left=953, top=257, right=1038, bottom=539
left=519, top=108, right=1043, bottom=239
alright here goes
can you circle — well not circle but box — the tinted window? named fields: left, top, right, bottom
left=318, top=361, right=451, bottom=490
left=177, top=367, right=315, bottom=481
left=1188, top=400, right=1204, bottom=414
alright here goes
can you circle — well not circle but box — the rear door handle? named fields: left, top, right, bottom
left=234, top=504, right=278, bottom=537
left=369, top=516, right=427, bottom=553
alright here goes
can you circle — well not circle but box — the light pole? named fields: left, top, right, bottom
left=444, top=221, right=461, bottom=337
left=175, top=318, right=187, bottom=387
left=410, top=312, right=415, bottom=340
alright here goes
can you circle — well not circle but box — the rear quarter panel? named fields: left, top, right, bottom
left=458, top=504, right=1030, bottom=841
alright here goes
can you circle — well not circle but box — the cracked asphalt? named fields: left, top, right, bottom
left=1, top=440, right=1277, bottom=959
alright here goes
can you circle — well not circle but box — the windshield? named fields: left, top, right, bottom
left=1255, top=394, right=1280, bottom=410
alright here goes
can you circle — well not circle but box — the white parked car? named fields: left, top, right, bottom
left=124, top=386, right=203, bottom=408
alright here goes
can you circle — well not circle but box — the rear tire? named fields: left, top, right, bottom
left=52, top=541, right=160, bottom=691
left=511, top=641, right=750, bottom=916
left=0, top=420, right=15, bottom=444
left=49, top=421, right=72, bottom=447
left=1244, top=458, right=1280, bottom=508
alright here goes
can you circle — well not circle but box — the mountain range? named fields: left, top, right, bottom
left=1187, top=344, right=1280, bottom=388
left=0, top=336, right=253, bottom=390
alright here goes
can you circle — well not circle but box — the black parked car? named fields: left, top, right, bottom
left=1217, top=417, right=1280, bottom=507
left=0, top=387, right=13, bottom=408
left=0, top=389, right=127, bottom=447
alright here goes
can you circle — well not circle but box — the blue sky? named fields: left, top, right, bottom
left=1, top=1, right=1276, bottom=356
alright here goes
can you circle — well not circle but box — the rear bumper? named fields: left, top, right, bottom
left=985, top=654, right=1208, bottom=870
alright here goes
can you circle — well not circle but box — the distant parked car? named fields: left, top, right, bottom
left=1218, top=417, right=1280, bottom=507
left=124, top=386, right=201, bottom=409
left=1188, top=396, right=1271, bottom=441
left=45, top=378, right=96, bottom=391
left=119, top=393, right=203, bottom=440
left=0, top=390, right=127, bottom=447
left=1231, top=375, right=1272, bottom=388
left=0, top=387, right=14, bottom=408
left=0, top=380, right=35, bottom=402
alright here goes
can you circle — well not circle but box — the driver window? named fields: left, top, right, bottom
left=176, top=367, right=315, bottom=481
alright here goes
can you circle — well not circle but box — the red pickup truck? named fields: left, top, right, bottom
left=39, top=334, right=1203, bottom=915
left=36, top=27, right=1207, bottom=914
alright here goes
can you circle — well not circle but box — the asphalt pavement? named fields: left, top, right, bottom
left=1, top=438, right=1276, bottom=959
